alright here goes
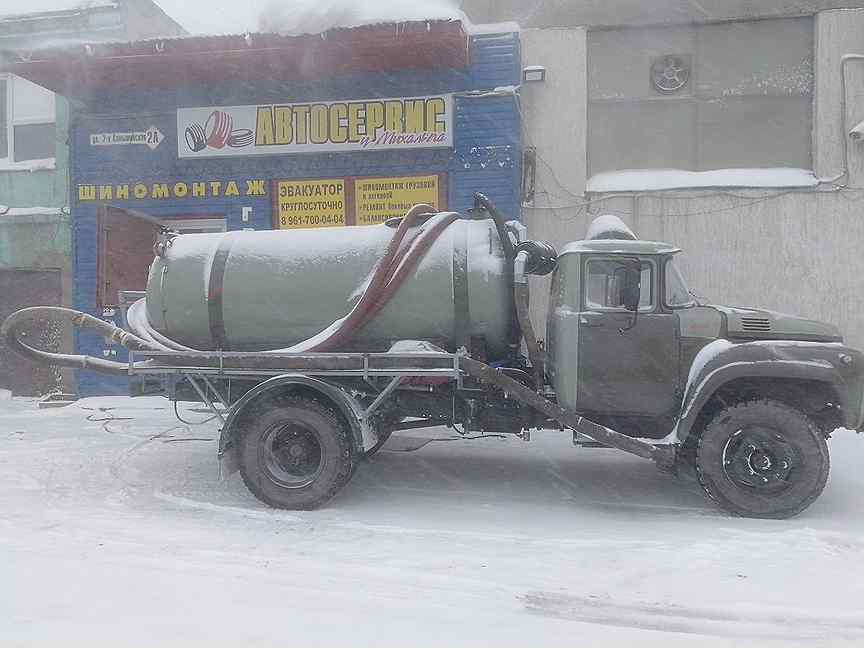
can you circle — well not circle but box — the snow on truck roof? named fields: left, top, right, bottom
left=559, top=239, right=681, bottom=257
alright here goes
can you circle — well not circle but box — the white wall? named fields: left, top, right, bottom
left=519, top=27, right=589, bottom=329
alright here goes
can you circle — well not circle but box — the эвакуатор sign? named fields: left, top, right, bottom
left=178, top=94, right=453, bottom=158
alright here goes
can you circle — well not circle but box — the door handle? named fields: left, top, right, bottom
left=579, top=313, right=604, bottom=327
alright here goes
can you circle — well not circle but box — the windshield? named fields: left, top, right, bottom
left=665, top=258, right=697, bottom=308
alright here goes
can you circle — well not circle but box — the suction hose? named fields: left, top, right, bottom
left=0, top=307, right=159, bottom=374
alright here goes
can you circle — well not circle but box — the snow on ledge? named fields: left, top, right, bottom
left=0, top=158, right=57, bottom=173
left=466, top=21, right=520, bottom=35
left=0, top=206, right=65, bottom=217
left=0, top=1, right=115, bottom=21
left=586, top=168, right=820, bottom=193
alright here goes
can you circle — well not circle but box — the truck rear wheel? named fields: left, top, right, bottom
left=695, top=399, right=829, bottom=519
left=238, top=396, right=355, bottom=510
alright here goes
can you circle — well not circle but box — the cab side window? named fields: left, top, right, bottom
left=585, top=259, right=654, bottom=311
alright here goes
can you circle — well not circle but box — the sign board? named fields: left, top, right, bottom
left=355, top=175, right=441, bottom=226
left=178, top=94, right=453, bottom=158
left=91, top=126, right=163, bottom=150
left=78, top=179, right=268, bottom=202
left=272, top=174, right=445, bottom=229
left=274, top=179, right=346, bottom=229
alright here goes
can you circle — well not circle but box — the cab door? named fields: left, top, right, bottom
left=575, top=256, right=679, bottom=417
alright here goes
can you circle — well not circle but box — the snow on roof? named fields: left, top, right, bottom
left=152, top=0, right=466, bottom=38
left=0, top=0, right=115, bottom=21
left=259, top=0, right=466, bottom=37
left=586, top=214, right=637, bottom=241
left=586, top=168, right=820, bottom=193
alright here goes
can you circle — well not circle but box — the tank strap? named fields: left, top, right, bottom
left=207, top=231, right=238, bottom=351
left=452, top=222, right=471, bottom=351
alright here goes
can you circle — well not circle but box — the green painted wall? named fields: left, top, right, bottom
left=0, top=98, right=71, bottom=270
left=0, top=97, right=69, bottom=210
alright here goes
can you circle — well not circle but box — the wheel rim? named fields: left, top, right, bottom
left=260, top=421, right=325, bottom=489
left=722, top=427, right=800, bottom=493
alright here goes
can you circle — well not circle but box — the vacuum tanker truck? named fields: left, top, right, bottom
left=4, top=194, right=863, bottom=519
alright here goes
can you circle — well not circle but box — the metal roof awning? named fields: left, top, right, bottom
left=2, top=20, right=469, bottom=97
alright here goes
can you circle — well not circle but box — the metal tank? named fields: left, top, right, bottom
left=145, top=219, right=512, bottom=356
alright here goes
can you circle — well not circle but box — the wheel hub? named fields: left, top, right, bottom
left=261, top=422, right=325, bottom=489
left=722, top=427, right=798, bottom=492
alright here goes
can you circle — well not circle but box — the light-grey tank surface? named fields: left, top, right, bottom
left=145, top=219, right=512, bottom=356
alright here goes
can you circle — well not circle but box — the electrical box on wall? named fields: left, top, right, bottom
left=523, top=65, right=546, bottom=83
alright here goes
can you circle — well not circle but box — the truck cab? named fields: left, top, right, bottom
left=546, top=231, right=864, bottom=518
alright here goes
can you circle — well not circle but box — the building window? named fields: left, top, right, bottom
left=587, top=17, right=813, bottom=176
left=0, top=74, right=56, bottom=166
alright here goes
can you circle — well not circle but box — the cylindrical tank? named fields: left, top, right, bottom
left=145, top=219, right=512, bottom=356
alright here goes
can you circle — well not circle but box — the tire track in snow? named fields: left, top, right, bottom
left=521, top=591, right=864, bottom=640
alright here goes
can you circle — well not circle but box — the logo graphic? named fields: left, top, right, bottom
left=184, top=110, right=254, bottom=153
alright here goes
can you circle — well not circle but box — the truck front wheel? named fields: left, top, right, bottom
left=238, top=396, right=356, bottom=510
left=695, top=399, right=829, bottom=519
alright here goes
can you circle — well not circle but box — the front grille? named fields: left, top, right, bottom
left=741, top=317, right=772, bottom=332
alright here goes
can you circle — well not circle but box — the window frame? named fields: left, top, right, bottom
left=162, top=218, right=227, bottom=234
left=586, top=17, right=814, bottom=177
left=0, top=73, right=57, bottom=168
left=662, top=257, right=698, bottom=310
left=582, top=256, right=657, bottom=314
left=0, top=74, right=9, bottom=165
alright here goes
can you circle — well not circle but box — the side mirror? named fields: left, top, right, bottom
left=618, top=259, right=642, bottom=312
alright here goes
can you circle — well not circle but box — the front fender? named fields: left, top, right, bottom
left=217, top=374, right=375, bottom=478
left=675, top=340, right=864, bottom=443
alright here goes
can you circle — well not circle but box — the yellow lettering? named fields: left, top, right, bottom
left=78, top=185, right=96, bottom=201
left=385, top=101, right=403, bottom=132
left=116, top=185, right=129, bottom=200
left=173, top=182, right=189, bottom=198
left=348, top=102, right=365, bottom=142
left=310, top=104, right=328, bottom=144
left=134, top=184, right=148, bottom=199
left=192, top=182, right=206, bottom=198
left=366, top=102, right=385, bottom=141
left=152, top=183, right=170, bottom=199
left=426, top=98, right=446, bottom=133
left=293, top=105, right=310, bottom=144
left=404, top=100, right=425, bottom=133
left=210, top=181, right=222, bottom=196
left=98, top=185, right=113, bottom=201
left=274, top=106, right=293, bottom=145
left=329, top=103, right=348, bottom=144
left=255, top=107, right=275, bottom=146
left=225, top=181, right=240, bottom=197
left=246, top=180, right=266, bottom=196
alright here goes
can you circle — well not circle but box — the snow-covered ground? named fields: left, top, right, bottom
left=2, top=395, right=863, bottom=647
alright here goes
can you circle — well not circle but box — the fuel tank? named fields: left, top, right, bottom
left=145, top=219, right=511, bottom=356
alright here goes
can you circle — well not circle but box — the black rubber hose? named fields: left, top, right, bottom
left=473, top=192, right=520, bottom=352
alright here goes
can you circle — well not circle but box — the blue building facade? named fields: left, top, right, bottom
left=62, top=27, right=522, bottom=395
